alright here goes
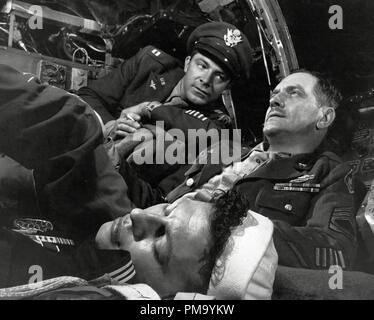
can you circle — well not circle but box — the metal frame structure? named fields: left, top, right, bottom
left=247, top=0, right=299, bottom=80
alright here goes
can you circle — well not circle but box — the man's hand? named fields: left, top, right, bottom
left=114, top=101, right=161, bottom=137
left=114, top=112, right=142, bottom=137
left=106, top=101, right=162, bottom=138
left=104, top=113, right=141, bottom=139
left=121, top=101, right=161, bottom=119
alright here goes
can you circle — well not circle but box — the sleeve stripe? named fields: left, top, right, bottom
left=108, top=260, right=133, bottom=277
left=322, top=248, right=327, bottom=267
left=112, top=265, right=135, bottom=282
left=315, top=247, right=320, bottom=267
left=329, top=248, right=334, bottom=266
left=338, top=250, right=346, bottom=269
left=333, top=250, right=339, bottom=266
left=115, top=269, right=136, bottom=284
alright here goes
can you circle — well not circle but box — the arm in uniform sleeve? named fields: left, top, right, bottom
left=0, top=64, right=102, bottom=170
left=78, top=51, right=142, bottom=123
left=272, top=163, right=365, bottom=270
left=0, top=65, right=134, bottom=227
left=150, top=104, right=229, bottom=136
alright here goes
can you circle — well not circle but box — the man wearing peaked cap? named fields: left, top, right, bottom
left=187, top=21, right=253, bottom=80
left=78, top=21, right=253, bottom=125
left=77, top=21, right=253, bottom=208
left=1, top=65, right=374, bottom=300
left=0, top=65, right=277, bottom=299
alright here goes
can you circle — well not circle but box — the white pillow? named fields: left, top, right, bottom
left=208, top=210, right=278, bottom=300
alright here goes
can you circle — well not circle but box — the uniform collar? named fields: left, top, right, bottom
left=243, top=142, right=293, bottom=161
left=165, top=80, right=222, bottom=112
left=239, top=141, right=337, bottom=181
left=164, top=80, right=188, bottom=107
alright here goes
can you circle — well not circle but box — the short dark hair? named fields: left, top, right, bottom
left=291, top=69, right=343, bottom=109
left=196, top=190, right=250, bottom=292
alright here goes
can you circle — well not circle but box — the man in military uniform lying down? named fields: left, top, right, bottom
left=0, top=64, right=276, bottom=300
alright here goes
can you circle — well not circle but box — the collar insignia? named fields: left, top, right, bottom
left=150, top=80, right=157, bottom=90
left=224, top=28, right=243, bottom=47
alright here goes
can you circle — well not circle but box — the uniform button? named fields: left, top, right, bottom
left=284, top=204, right=293, bottom=211
left=255, top=159, right=261, bottom=164
left=186, top=178, right=194, bottom=187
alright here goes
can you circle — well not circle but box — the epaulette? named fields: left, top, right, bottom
left=144, top=46, right=181, bottom=68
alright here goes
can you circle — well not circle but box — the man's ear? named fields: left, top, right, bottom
left=317, top=107, right=336, bottom=129
left=184, top=56, right=191, bottom=73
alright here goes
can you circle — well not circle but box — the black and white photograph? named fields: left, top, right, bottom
left=0, top=0, right=373, bottom=306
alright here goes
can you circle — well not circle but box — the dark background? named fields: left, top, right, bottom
left=279, top=0, right=374, bottom=96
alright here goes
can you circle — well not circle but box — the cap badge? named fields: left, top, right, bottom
left=224, top=28, right=243, bottom=47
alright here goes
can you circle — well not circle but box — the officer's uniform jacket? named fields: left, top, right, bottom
left=166, top=141, right=366, bottom=270
left=78, top=45, right=230, bottom=131
left=79, top=45, right=232, bottom=200
left=0, top=65, right=136, bottom=287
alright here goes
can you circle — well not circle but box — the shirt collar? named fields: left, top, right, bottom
left=164, top=80, right=188, bottom=107
left=252, top=142, right=293, bottom=160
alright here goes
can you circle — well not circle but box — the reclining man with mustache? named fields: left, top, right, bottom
left=0, top=65, right=276, bottom=300
left=150, top=69, right=374, bottom=299
left=134, top=69, right=367, bottom=272
left=1, top=66, right=371, bottom=299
